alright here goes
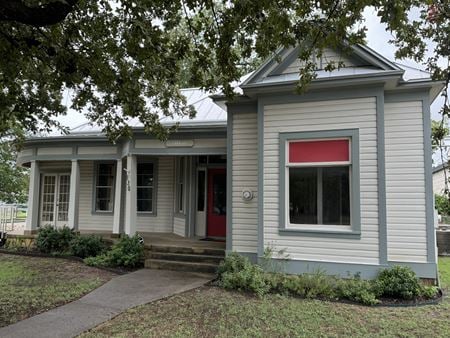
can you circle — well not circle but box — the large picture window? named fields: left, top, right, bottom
left=280, top=130, right=360, bottom=235
left=137, top=161, right=155, bottom=213
left=95, top=163, right=115, bottom=212
left=287, top=139, right=351, bottom=226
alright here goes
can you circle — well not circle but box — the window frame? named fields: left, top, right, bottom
left=136, top=158, right=158, bottom=216
left=279, top=129, right=361, bottom=237
left=92, top=161, right=116, bottom=215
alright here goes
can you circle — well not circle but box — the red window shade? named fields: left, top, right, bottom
left=289, top=139, right=349, bottom=163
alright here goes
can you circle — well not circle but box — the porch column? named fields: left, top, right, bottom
left=112, top=159, right=122, bottom=235
left=25, top=160, right=40, bottom=234
left=124, top=155, right=137, bottom=235
left=68, top=160, right=80, bottom=230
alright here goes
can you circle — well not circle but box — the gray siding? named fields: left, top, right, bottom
left=78, top=160, right=114, bottom=231
left=173, top=216, right=185, bottom=237
left=232, top=111, right=258, bottom=253
left=281, top=48, right=363, bottom=74
left=136, top=156, right=175, bottom=233
left=263, top=97, right=380, bottom=264
left=385, top=101, right=427, bottom=262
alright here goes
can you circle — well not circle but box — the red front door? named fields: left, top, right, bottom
left=207, top=168, right=226, bottom=237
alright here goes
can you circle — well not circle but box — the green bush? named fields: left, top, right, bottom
left=218, top=253, right=270, bottom=296
left=374, top=266, right=422, bottom=300
left=280, top=271, right=337, bottom=299
left=217, top=253, right=438, bottom=305
left=217, top=252, right=251, bottom=277
left=70, top=235, right=108, bottom=259
left=84, top=234, right=144, bottom=268
left=336, top=277, right=379, bottom=305
left=435, top=194, right=450, bottom=216
left=35, top=225, right=75, bottom=254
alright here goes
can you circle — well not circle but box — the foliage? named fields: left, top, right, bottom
left=335, top=276, right=379, bottom=305
left=3, top=236, right=35, bottom=252
left=84, top=234, right=144, bottom=268
left=35, top=225, right=75, bottom=254
left=3, top=1, right=444, bottom=141
left=0, top=135, right=29, bottom=204
left=373, top=266, right=422, bottom=300
left=432, top=120, right=449, bottom=152
left=435, top=194, right=450, bottom=215
left=280, top=272, right=337, bottom=300
left=218, top=253, right=438, bottom=305
left=70, top=235, right=108, bottom=259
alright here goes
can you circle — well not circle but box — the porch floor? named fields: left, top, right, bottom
left=139, top=232, right=226, bottom=250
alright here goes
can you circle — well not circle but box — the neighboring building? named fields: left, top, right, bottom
left=17, top=44, right=443, bottom=280
left=433, top=163, right=448, bottom=195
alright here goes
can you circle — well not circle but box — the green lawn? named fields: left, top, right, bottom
left=0, top=253, right=116, bottom=327
left=81, top=258, right=450, bottom=338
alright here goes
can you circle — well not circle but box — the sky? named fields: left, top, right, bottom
left=57, top=7, right=444, bottom=130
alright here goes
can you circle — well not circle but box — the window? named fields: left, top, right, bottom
left=137, top=162, right=155, bottom=213
left=177, top=157, right=185, bottom=213
left=280, top=130, right=360, bottom=235
left=287, top=138, right=351, bottom=226
left=95, top=163, right=115, bottom=212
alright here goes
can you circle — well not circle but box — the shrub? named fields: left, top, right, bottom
left=217, top=252, right=251, bottom=277
left=218, top=253, right=270, bottom=296
left=70, top=235, right=108, bottom=258
left=336, top=277, right=379, bottom=305
left=435, top=194, right=450, bottom=216
left=84, top=234, right=144, bottom=268
left=35, top=225, right=75, bottom=254
left=280, top=272, right=337, bottom=299
left=374, top=266, right=422, bottom=300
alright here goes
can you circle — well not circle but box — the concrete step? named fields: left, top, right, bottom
left=148, top=251, right=224, bottom=265
left=147, top=244, right=225, bottom=257
left=145, top=259, right=219, bottom=274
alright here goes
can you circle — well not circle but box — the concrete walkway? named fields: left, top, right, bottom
left=0, top=269, right=213, bottom=338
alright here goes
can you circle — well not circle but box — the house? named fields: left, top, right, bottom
left=433, top=163, right=448, bottom=195
left=17, top=44, right=443, bottom=280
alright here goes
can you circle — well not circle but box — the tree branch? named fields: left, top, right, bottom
left=0, top=0, right=79, bottom=27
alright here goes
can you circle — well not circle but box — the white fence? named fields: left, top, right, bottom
left=0, top=205, right=19, bottom=233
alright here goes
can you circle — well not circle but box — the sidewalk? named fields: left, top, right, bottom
left=0, top=269, right=213, bottom=338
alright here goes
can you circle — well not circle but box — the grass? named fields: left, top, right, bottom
left=81, top=257, right=450, bottom=338
left=0, top=253, right=116, bottom=327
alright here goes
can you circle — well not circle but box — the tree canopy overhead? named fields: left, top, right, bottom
left=0, top=1, right=448, bottom=141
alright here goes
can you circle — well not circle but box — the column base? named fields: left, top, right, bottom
left=23, top=230, right=39, bottom=236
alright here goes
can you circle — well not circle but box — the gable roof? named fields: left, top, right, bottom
left=240, top=43, right=404, bottom=89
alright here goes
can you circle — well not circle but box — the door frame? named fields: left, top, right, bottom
left=39, top=173, right=71, bottom=227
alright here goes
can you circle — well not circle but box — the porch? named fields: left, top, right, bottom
left=22, top=153, right=228, bottom=242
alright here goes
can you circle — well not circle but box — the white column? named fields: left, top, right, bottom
left=68, top=160, right=80, bottom=230
left=124, top=155, right=137, bottom=235
left=25, top=160, right=40, bottom=234
left=113, top=159, right=123, bottom=235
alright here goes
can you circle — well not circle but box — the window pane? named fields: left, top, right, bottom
left=95, top=163, right=114, bottom=212
left=137, top=199, right=152, bottom=212
left=289, top=168, right=317, bottom=224
left=197, top=170, right=205, bottom=211
left=137, top=187, right=153, bottom=200
left=322, top=167, right=350, bottom=225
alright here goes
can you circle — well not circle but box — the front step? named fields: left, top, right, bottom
left=147, top=244, right=225, bottom=257
left=144, top=244, right=225, bottom=274
left=145, top=259, right=219, bottom=274
left=149, top=251, right=224, bottom=265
